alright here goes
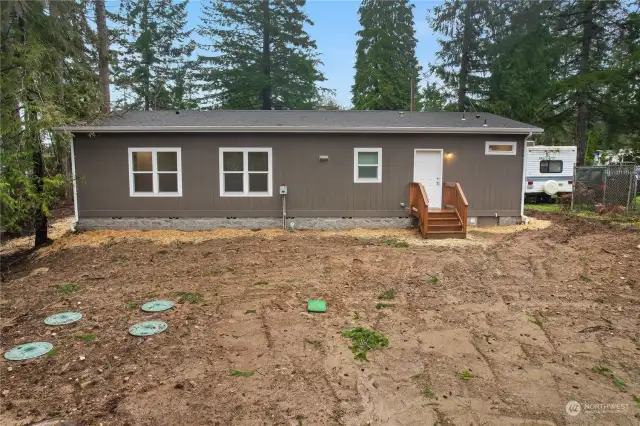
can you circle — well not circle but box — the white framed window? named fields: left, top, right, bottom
left=219, top=148, right=272, bottom=197
left=128, top=148, right=182, bottom=197
left=354, top=148, right=382, bottom=183
left=485, top=141, right=517, bottom=155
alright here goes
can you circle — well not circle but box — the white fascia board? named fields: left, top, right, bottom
left=54, top=125, right=544, bottom=135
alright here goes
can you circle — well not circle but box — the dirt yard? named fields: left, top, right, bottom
left=1, top=216, right=639, bottom=426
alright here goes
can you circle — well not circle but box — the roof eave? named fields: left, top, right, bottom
left=54, top=125, right=544, bottom=135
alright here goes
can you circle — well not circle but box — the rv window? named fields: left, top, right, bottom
left=540, top=160, right=563, bottom=173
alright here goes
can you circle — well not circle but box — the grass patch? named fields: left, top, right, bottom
left=579, top=274, right=592, bottom=282
left=381, top=239, right=409, bottom=248
left=613, top=376, right=626, bottom=391
left=353, top=311, right=360, bottom=320
left=459, top=370, right=474, bottom=380
left=230, top=369, right=254, bottom=377
left=341, top=327, right=389, bottom=361
left=46, top=347, right=58, bottom=357
left=592, top=365, right=626, bottom=391
left=176, top=292, right=203, bottom=304
left=124, top=300, right=138, bottom=310
left=427, top=275, right=440, bottom=284
left=378, top=289, right=396, bottom=300
left=254, top=281, right=269, bottom=286
left=421, top=388, right=436, bottom=398
left=245, top=309, right=256, bottom=314
left=58, top=283, right=80, bottom=294
left=75, top=333, right=97, bottom=342
left=304, top=339, right=323, bottom=350
left=633, top=395, right=640, bottom=409
left=375, top=302, right=393, bottom=309
left=526, top=312, right=544, bottom=330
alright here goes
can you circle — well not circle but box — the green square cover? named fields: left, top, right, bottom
left=307, top=299, right=326, bottom=312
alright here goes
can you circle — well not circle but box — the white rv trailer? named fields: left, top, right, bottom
left=525, top=146, right=577, bottom=203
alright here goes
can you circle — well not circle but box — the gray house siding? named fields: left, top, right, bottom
left=74, top=132, right=525, bottom=219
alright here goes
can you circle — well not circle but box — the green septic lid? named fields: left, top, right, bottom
left=141, top=300, right=174, bottom=312
left=129, top=321, right=168, bottom=337
left=4, top=342, right=54, bottom=360
left=307, top=299, right=326, bottom=313
left=44, top=312, right=83, bottom=325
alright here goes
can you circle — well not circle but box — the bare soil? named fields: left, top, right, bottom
left=1, top=216, right=639, bottom=426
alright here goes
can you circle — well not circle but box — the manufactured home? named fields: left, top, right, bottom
left=57, top=110, right=544, bottom=238
left=525, top=146, right=577, bottom=203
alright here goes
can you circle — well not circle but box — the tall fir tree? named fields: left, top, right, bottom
left=198, top=0, right=327, bottom=110
left=428, top=0, right=492, bottom=112
left=351, top=0, right=421, bottom=110
left=1, top=0, right=102, bottom=245
left=110, top=0, right=196, bottom=110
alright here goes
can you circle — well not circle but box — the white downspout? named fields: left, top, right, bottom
left=70, top=137, right=79, bottom=228
left=520, top=132, right=533, bottom=218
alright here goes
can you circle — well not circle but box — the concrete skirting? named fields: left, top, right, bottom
left=75, top=217, right=414, bottom=231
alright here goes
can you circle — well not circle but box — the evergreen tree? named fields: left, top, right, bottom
left=110, top=0, right=196, bottom=110
left=1, top=0, right=102, bottom=245
left=428, top=0, right=491, bottom=112
left=198, top=0, right=327, bottom=110
left=351, top=0, right=421, bottom=110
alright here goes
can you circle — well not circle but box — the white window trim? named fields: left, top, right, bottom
left=128, top=147, right=182, bottom=197
left=354, top=148, right=382, bottom=183
left=219, top=147, right=273, bottom=197
left=485, top=141, right=517, bottom=156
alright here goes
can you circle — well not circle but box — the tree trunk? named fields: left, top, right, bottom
left=261, top=0, right=272, bottom=110
left=142, top=0, right=150, bottom=111
left=575, top=0, right=594, bottom=166
left=18, top=13, right=48, bottom=247
left=457, top=0, right=473, bottom=112
left=95, top=0, right=110, bottom=113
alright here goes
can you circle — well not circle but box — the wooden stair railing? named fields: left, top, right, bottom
left=409, top=182, right=429, bottom=236
left=443, top=182, right=469, bottom=235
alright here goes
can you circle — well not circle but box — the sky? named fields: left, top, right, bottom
left=108, top=0, right=443, bottom=108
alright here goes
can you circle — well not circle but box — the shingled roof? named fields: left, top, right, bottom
left=56, top=110, right=544, bottom=134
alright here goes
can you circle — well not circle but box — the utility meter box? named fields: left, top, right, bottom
left=279, top=185, right=287, bottom=195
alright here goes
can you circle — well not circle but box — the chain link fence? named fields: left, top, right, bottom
left=572, top=163, right=638, bottom=212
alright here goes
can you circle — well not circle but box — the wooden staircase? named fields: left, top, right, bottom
left=426, top=209, right=465, bottom=238
left=409, top=182, right=468, bottom=239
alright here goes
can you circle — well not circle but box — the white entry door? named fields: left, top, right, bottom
left=413, top=150, right=443, bottom=208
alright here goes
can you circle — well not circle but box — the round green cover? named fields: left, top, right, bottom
left=4, top=342, right=53, bottom=360
left=141, top=300, right=174, bottom=312
left=129, top=321, right=168, bottom=337
left=44, top=311, right=82, bottom=325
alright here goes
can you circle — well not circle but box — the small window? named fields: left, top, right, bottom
left=128, top=148, right=182, bottom=197
left=485, top=141, right=517, bottom=155
left=354, top=148, right=382, bottom=183
left=219, top=148, right=272, bottom=196
left=540, top=160, right=563, bottom=173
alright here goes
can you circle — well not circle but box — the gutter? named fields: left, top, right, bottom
left=53, top=125, right=544, bottom=135
left=521, top=132, right=533, bottom=217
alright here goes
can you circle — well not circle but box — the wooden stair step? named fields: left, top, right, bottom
left=425, top=230, right=466, bottom=239
left=428, top=218, right=461, bottom=225
left=428, top=224, right=463, bottom=232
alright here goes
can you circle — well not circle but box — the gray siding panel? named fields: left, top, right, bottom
left=74, top=132, right=524, bottom=218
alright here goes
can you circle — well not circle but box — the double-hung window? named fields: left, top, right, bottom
left=354, top=148, right=382, bottom=183
left=220, top=148, right=272, bottom=196
left=128, top=148, right=182, bottom=197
